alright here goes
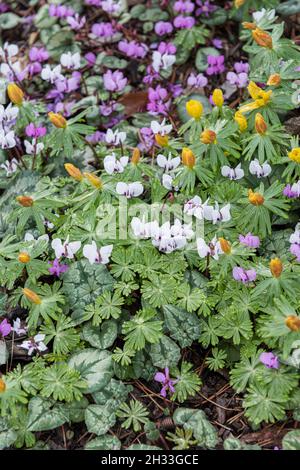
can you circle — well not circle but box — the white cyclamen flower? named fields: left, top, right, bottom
left=197, top=236, right=223, bottom=260
left=184, top=196, right=213, bottom=221
left=249, top=159, right=272, bottom=178
left=221, top=163, right=244, bottom=180
left=0, top=158, right=18, bottom=176
left=51, top=236, right=81, bottom=259
left=83, top=241, right=113, bottom=264
left=150, top=119, right=172, bottom=136
left=104, top=153, right=128, bottom=174
left=24, top=140, right=44, bottom=155
left=152, top=51, right=176, bottom=73
left=131, top=217, right=159, bottom=239
left=116, top=181, right=143, bottom=198
left=12, top=318, right=27, bottom=336
left=206, top=202, right=231, bottom=224
left=170, top=219, right=194, bottom=240
left=157, top=153, right=180, bottom=171
left=24, top=232, right=49, bottom=243
left=162, top=174, right=179, bottom=191
left=253, top=8, right=275, bottom=23
left=0, top=42, right=18, bottom=59
left=0, top=130, right=16, bottom=149
left=60, top=51, right=81, bottom=69
left=41, top=64, right=64, bottom=83
left=105, top=129, right=127, bottom=145
left=20, top=334, right=47, bottom=355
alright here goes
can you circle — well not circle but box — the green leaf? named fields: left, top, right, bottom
left=173, top=408, right=218, bottom=449
left=85, top=435, right=121, bottom=450
left=282, top=430, right=300, bottom=450
left=27, top=397, right=69, bottom=432
left=82, top=320, right=118, bottom=349
left=68, top=348, right=113, bottom=393
left=149, top=335, right=181, bottom=369
left=0, top=418, right=17, bottom=450
left=0, top=13, right=21, bottom=29
left=162, top=305, right=201, bottom=348
left=85, top=402, right=117, bottom=436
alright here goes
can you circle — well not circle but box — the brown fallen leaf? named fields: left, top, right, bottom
left=118, top=90, right=148, bottom=117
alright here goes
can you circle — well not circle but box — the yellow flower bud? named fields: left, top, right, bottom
left=7, top=83, right=24, bottom=105
left=285, top=315, right=300, bottom=332
left=200, top=129, right=216, bottom=145
left=83, top=172, right=102, bottom=189
left=182, top=147, right=196, bottom=169
left=248, top=189, right=264, bottom=206
left=267, top=74, right=281, bottom=87
left=23, top=288, right=41, bottom=305
left=16, top=196, right=34, bottom=207
left=131, top=147, right=140, bottom=165
left=212, top=89, right=224, bottom=107
left=219, top=238, right=231, bottom=254
left=235, top=0, right=245, bottom=7
left=252, top=28, right=273, bottom=49
left=186, top=99, right=203, bottom=120
left=155, top=134, right=169, bottom=147
left=18, top=252, right=31, bottom=263
left=255, top=113, right=268, bottom=135
left=243, top=22, right=256, bottom=30
left=64, top=163, right=83, bottom=181
left=48, top=112, right=67, bottom=128
left=0, top=378, right=6, bottom=393
left=269, top=258, right=283, bottom=278
left=288, top=148, right=300, bottom=163
left=234, top=111, right=247, bottom=132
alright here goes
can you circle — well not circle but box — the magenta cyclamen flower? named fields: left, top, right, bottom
left=118, top=40, right=148, bottom=59
left=239, top=233, right=260, bottom=248
left=158, top=42, right=176, bottom=55
left=103, top=70, right=127, bottom=92
left=48, top=259, right=68, bottom=277
left=196, top=0, right=217, bottom=16
left=154, top=367, right=177, bottom=397
left=49, top=4, right=74, bottom=18
left=155, top=21, right=173, bottom=36
left=259, top=352, right=279, bottom=369
left=206, top=55, right=225, bottom=75
left=173, top=15, right=195, bottom=29
left=212, top=38, right=223, bottom=49
left=25, top=123, right=47, bottom=138
left=232, top=267, right=257, bottom=283
left=0, top=318, right=11, bottom=337
left=85, top=52, right=96, bottom=67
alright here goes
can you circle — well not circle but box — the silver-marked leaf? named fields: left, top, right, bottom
left=68, top=348, right=113, bottom=393
left=85, top=402, right=117, bottom=436
left=82, top=320, right=118, bottom=349
left=27, top=397, right=69, bottom=432
left=85, top=435, right=121, bottom=450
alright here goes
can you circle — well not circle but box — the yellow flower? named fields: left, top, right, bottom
left=200, top=129, right=216, bottom=145
left=248, top=189, right=264, bottom=206
left=285, top=315, right=300, bottom=332
left=239, top=81, right=272, bottom=114
left=219, top=238, right=231, bottom=254
left=0, top=378, right=6, bottom=393
left=84, top=172, right=102, bottom=189
left=18, top=252, right=31, bottom=263
left=16, top=196, right=34, bottom=207
left=23, top=288, right=41, bottom=305
left=131, top=148, right=140, bottom=165
left=182, top=147, right=196, bottom=169
left=288, top=148, right=300, bottom=163
left=235, top=0, right=245, bottom=7
left=155, top=134, right=169, bottom=147
left=48, top=112, right=67, bottom=128
left=64, top=163, right=83, bottom=181
left=267, top=73, right=281, bottom=86
left=186, top=99, right=203, bottom=120
left=243, top=22, right=256, bottom=30
left=255, top=113, right=267, bottom=135
left=212, top=89, right=224, bottom=107
left=252, top=28, right=273, bottom=48
left=269, top=258, right=283, bottom=278
left=234, top=111, right=247, bottom=132
left=7, top=83, right=24, bottom=105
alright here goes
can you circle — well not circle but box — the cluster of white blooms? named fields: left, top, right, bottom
left=51, top=237, right=113, bottom=265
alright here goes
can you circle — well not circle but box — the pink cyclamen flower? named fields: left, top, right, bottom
left=155, top=21, right=173, bottom=36
left=206, top=55, right=225, bottom=75
left=283, top=184, right=299, bottom=198
left=67, top=14, right=86, bottom=30
left=25, top=123, right=47, bottom=138
left=29, top=47, right=49, bottom=63
left=212, top=38, right=223, bottom=49
left=118, top=40, right=148, bottom=59
left=0, top=318, right=11, bottom=337
left=92, top=22, right=115, bottom=38
left=232, top=267, right=257, bottom=283
left=259, top=352, right=279, bottom=369
left=196, top=0, right=217, bottom=16
left=48, top=258, right=69, bottom=277
left=49, top=4, right=74, bottom=18
left=239, top=233, right=260, bottom=248
left=174, top=0, right=194, bottom=13
left=173, top=16, right=195, bottom=29
left=158, top=42, right=177, bottom=55
left=187, top=72, right=208, bottom=88
left=154, top=367, right=178, bottom=397
left=103, top=70, right=127, bottom=92
left=85, top=52, right=96, bottom=67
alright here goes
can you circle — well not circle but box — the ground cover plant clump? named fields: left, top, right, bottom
left=1, top=0, right=300, bottom=451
